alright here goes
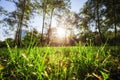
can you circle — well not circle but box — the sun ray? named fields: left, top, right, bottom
left=56, top=27, right=66, bottom=38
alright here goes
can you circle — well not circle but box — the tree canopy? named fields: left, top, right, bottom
left=0, top=0, right=120, bottom=47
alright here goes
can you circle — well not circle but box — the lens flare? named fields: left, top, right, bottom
left=56, top=27, right=66, bottom=38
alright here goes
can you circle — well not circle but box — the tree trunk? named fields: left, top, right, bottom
left=41, top=2, right=46, bottom=46
left=96, top=0, right=103, bottom=44
left=114, top=24, right=117, bottom=44
left=16, top=23, right=22, bottom=47
left=47, top=8, right=54, bottom=45
left=41, top=13, right=45, bottom=46
left=15, top=0, right=26, bottom=47
left=113, top=0, right=117, bottom=45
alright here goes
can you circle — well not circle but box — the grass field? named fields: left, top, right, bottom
left=0, top=46, right=120, bottom=80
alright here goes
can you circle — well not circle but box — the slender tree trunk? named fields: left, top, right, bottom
left=17, top=23, right=22, bottom=46
left=41, top=13, right=45, bottom=46
left=15, top=0, right=26, bottom=47
left=96, top=0, right=103, bottom=43
left=47, top=8, right=54, bottom=45
left=113, top=0, right=117, bottom=45
left=65, top=27, right=67, bottom=46
left=114, top=24, right=117, bottom=43
left=41, top=2, right=46, bottom=46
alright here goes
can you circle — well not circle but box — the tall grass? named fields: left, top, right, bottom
left=0, top=45, right=120, bottom=80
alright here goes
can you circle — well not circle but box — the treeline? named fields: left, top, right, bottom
left=0, top=29, right=120, bottom=48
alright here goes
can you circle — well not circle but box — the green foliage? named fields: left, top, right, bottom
left=22, top=29, right=41, bottom=47
left=0, top=38, right=14, bottom=48
left=105, top=30, right=120, bottom=46
left=80, top=0, right=120, bottom=45
left=5, top=38, right=14, bottom=47
left=0, top=41, right=6, bottom=48
left=100, top=71, right=109, bottom=80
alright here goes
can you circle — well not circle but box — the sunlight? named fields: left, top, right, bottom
left=56, top=27, right=66, bottom=38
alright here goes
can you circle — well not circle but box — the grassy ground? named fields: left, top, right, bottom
left=0, top=46, right=120, bottom=80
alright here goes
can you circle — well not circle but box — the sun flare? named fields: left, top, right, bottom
left=56, top=27, right=66, bottom=38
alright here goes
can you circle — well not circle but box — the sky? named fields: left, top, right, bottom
left=0, top=0, right=87, bottom=41
left=71, top=0, right=87, bottom=13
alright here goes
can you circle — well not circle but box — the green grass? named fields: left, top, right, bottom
left=0, top=46, right=120, bottom=80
